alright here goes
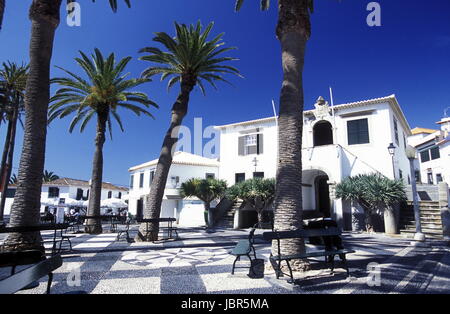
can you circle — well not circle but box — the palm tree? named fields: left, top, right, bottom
left=42, top=170, right=59, bottom=183
left=0, top=0, right=5, bottom=30
left=335, top=174, right=406, bottom=233
left=227, top=178, right=275, bottom=228
left=235, top=0, right=313, bottom=269
left=5, top=0, right=131, bottom=251
left=181, top=178, right=228, bottom=229
left=0, top=62, right=28, bottom=221
left=49, top=49, right=157, bottom=234
left=136, top=21, right=241, bottom=241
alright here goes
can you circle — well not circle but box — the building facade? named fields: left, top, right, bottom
left=128, top=152, right=219, bottom=227
left=409, top=117, right=450, bottom=186
left=129, top=95, right=413, bottom=230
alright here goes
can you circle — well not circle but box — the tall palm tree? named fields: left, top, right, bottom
left=137, top=21, right=241, bottom=241
left=0, top=62, right=28, bottom=221
left=42, top=170, right=59, bottom=183
left=5, top=0, right=131, bottom=251
left=49, top=49, right=157, bottom=234
left=235, top=0, right=313, bottom=269
left=180, top=178, right=228, bottom=229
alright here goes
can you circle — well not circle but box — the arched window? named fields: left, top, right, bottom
left=313, top=121, right=333, bottom=147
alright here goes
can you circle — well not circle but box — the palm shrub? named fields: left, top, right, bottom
left=227, top=178, right=275, bottom=228
left=42, top=170, right=59, bottom=183
left=137, top=21, right=241, bottom=241
left=335, top=174, right=406, bottom=233
left=49, top=49, right=157, bottom=234
left=180, top=178, right=228, bottom=229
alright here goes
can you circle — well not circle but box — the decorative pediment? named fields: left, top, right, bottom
left=313, top=96, right=331, bottom=120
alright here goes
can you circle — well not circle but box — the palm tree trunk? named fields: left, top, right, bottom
left=0, top=103, right=18, bottom=220
left=0, top=0, right=5, bottom=30
left=86, top=113, right=108, bottom=234
left=4, top=0, right=62, bottom=251
left=136, top=80, right=194, bottom=242
left=0, top=109, right=12, bottom=199
left=205, top=202, right=213, bottom=229
left=272, top=0, right=311, bottom=271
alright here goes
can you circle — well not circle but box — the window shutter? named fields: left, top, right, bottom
left=238, top=136, right=245, bottom=156
left=257, top=134, right=264, bottom=155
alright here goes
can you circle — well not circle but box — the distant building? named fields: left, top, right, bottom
left=128, top=152, right=219, bottom=227
left=2, top=177, right=129, bottom=216
left=408, top=117, right=450, bottom=185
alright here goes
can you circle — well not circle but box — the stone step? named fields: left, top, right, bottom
left=399, top=230, right=443, bottom=239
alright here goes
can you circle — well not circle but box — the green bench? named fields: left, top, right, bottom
left=263, top=227, right=355, bottom=283
left=230, top=228, right=257, bottom=275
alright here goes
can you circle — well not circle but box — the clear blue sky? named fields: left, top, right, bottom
left=1, top=0, right=449, bottom=186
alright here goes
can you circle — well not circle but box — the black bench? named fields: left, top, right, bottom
left=0, top=254, right=63, bottom=294
left=263, top=227, right=355, bottom=283
left=230, top=228, right=257, bottom=275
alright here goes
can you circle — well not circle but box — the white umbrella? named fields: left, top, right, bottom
left=101, top=198, right=128, bottom=209
left=63, top=198, right=84, bottom=206
left=41, top=198, right=59, bottom=206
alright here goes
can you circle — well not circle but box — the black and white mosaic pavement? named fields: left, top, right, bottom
left=1, top=226, right=449, bottom=294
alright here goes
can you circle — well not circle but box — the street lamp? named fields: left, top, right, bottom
left=387, top=143, right=396, bottom=179
left=406, top=145, right=426, bottom=242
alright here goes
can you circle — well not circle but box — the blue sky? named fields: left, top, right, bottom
left=0, top=0, right=449, bottom=186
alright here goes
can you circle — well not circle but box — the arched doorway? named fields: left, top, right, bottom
left=315, top=175, right=331, bottom=218
left=313, top=121, right=333, bottom=147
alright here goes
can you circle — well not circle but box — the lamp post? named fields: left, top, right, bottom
left=406, top=145, right=426, bottom=242
left=387, top=143, right=396, bottom=179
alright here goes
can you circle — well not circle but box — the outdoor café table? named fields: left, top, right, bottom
left=137, top=218, right=178, bottom=240
left=80, top=215, right=120, bottom=233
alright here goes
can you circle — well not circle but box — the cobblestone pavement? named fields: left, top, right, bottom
left=1, top=226, right=449, bottom=294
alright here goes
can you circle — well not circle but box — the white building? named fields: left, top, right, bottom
left=2, top=177, right=129, bottom=216
left=409, top=117, right=450, bottom=185
left=129, top=95, right=413, bottom=230
left=215, top=95, right=412, bottom=230
left=128, top=151, right=219, bottom=227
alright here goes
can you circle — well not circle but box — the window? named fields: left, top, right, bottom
left=420, top=150, right=430, bottom=163
left=76, top=188, right=83, bottom=201
left=427, top=172, right=433, bottom=185
left=313, top=121, right=333, bottom=147
left=403, top=133, right=407, bottom=150
left=130, top=175, right=134, bottom=189
left=436, top=174, right=443, bottom=183
left=347, top=119, right=369, bottom=145
left=108, top=191, right=112, bottom=199
left=430, top=147, right=440, bottom=160
left=393, top=118, right=399, bottom=145
left=206, top=173, right=215, bottom=179
left=149, top=171, right=155, bottom=185
left=238, top=133, right=263, bottom=156
left=118, top=192, right=122, bottom=199
left=48, top=187, right=60, bottom=198
left=235, top=173, right=245, bottom=183
left=415, top=170, right=421, bottom=183
left=139, top=173, right=144, bottom=188
left=5, top=188, right=15, bottom=198
left=170, top=176, right=180, bottom=187
left=253, top=172, right=264, bottom=179
left=399, top=170, right=403, bottom=180
left=86, top=189, right=90, bottom=200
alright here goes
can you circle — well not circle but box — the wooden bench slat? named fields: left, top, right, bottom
left=271, top=248, right=355, bottom=261
left=0, top=255, right=63, bottom=294
left=262, top=227, right=342, bottom=241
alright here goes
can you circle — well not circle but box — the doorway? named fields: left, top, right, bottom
left=315, top=175, right=331, bottom=218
